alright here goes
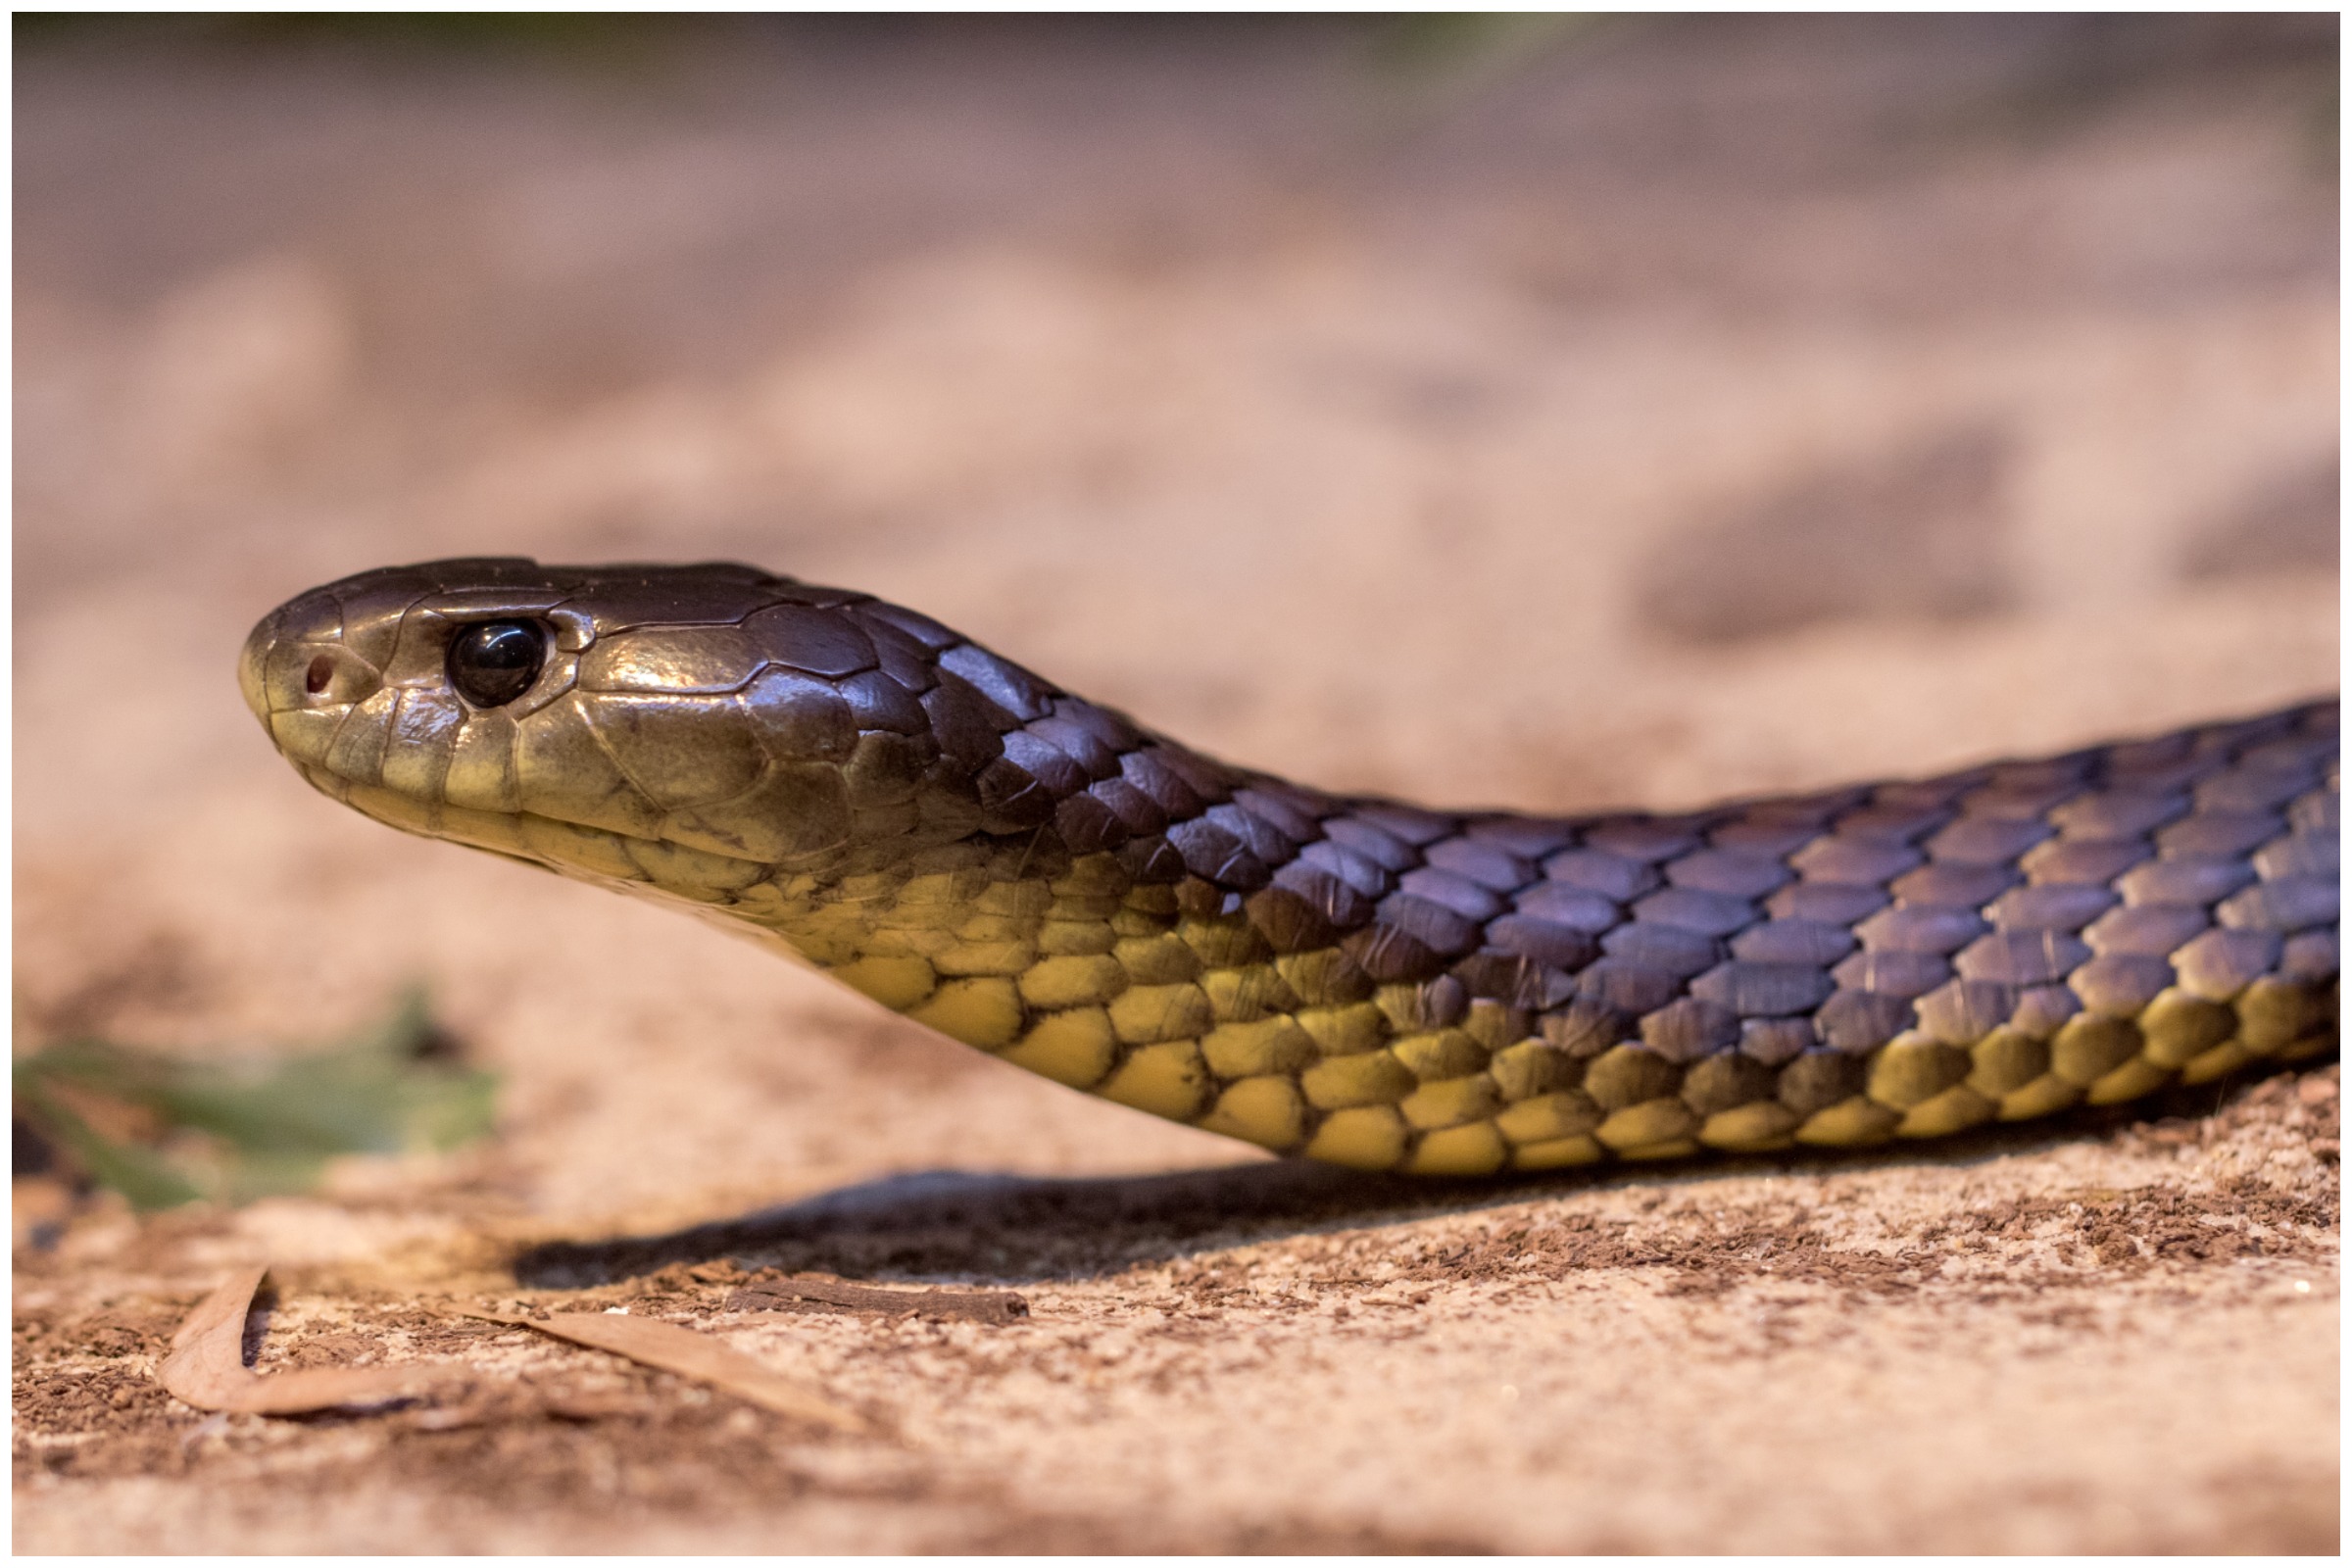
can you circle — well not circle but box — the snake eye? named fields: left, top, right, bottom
left=447, top=620, right=546, bottom=709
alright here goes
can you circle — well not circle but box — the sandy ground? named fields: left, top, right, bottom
left=12, top=17, right=2340, bottom=1552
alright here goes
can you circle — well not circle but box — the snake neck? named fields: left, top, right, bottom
left=748, top=821, right=1556, bottom=1170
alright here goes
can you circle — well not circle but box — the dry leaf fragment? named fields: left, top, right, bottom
left=464, top=1309, right=868, bottom=1435
left=159, top=1266, right=462, bottom=1414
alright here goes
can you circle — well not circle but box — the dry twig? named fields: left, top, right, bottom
left=725, top=1271, right=1030, bottom=1325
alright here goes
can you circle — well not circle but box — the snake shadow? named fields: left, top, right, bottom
left=514, top=1158, right=1463, bottom=1289
left=508, top=1069, right=2312, bottom=1289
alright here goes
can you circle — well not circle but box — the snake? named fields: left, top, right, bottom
left=239, top=560, right=2339, bottom=1176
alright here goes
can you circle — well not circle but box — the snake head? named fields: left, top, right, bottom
left=239, top=558, right=1138, bottom=897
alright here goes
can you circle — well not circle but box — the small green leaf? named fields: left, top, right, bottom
left=13, top=1080, right=203, bottom=1211
left=12, top=988, right=497, bottom=1209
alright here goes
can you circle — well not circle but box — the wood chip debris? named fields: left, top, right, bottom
left=158, top=1266, right=464, bottom=1414
left=724, top=1271, right=1030, bottom=1325
left=463, top=1309, right=869, bottom=1435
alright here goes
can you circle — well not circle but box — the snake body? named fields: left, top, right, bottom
left=241, top=560, right=2339, bottom=1175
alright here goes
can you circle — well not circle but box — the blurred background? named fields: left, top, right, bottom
left=14, top=14, right=2340, bottom=1228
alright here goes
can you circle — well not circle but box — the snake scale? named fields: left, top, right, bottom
left=242, top=560, right=2339, bottom=1176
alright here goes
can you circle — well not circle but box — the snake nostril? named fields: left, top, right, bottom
left=305, top=655, right=335, bottom=696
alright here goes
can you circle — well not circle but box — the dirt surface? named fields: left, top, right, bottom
left=13, top=17, right=2340, bottom=1553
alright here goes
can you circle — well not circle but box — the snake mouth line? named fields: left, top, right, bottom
left=300, top=764, right=788, bottom=899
